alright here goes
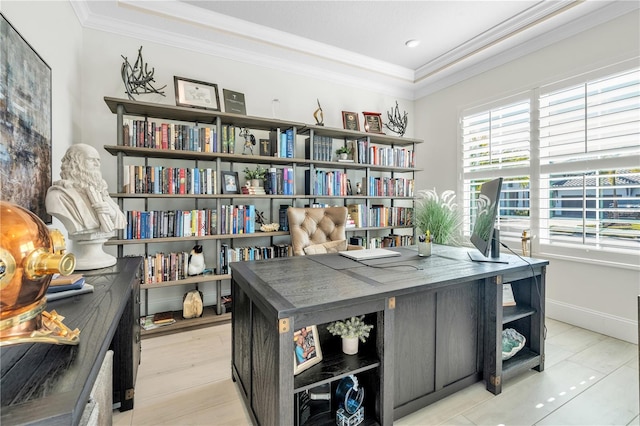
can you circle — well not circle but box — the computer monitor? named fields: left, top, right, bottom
left=468, top=177, right=508, bottom=263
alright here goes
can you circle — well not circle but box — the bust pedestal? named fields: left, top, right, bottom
left=70, top=232, right=117, bottom=270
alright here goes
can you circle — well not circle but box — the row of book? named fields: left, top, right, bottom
left=122, top=165, right=217, bottom=195
left=304, top=170, right=350, bottom=196
left=305, top=134, right=335, bottom=162
left=120, top=120, right=415, bottom=169
left=122, top=120, right=240, bottom=153
left=348, top=234, right=414, bottom=249
left=366, top=176, right=415, bottom=197
left=271, top=129, right=295, bottom=158
left=347, top=204, right=413, bottom=228
left=123, top=209, right=217, bottom=240
left=219, top=204, right=257, bottom=235
left=264, top=167, right=295, bottom=195
left=351, top=140, right=415, bottom=168
left=221, top=243, right=293, bottom=267
left=141, top=251, right=190, bottom=284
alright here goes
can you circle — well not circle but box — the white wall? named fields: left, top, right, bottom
left=2, top=1, right=83, bottom=245
left=415, top=10, right=640, bottom=343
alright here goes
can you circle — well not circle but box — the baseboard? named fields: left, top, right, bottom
left=546, top=298, right=638, bottom=344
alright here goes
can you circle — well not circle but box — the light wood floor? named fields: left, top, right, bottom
left=113, top=318, right=639, bottom=425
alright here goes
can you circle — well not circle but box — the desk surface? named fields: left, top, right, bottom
left=231, top=245, right=548, bottom=318
left=0, top=257, right=140, bottom=426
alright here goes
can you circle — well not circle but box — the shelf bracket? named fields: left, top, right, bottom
left=388, top=297, right=396, bottom=310
left=492, top=275, right=503, bottom=285
left=278, top=318, right=290, bottom=333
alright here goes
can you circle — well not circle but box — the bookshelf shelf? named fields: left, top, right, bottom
left=141, top=309, right=231, bottom=338
left=140, top=274, right=231, bottom=290
left=105, top=96, right=421, bottom=336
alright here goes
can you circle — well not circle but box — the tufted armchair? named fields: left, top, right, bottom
left=288, top=207, right=361, bottom=256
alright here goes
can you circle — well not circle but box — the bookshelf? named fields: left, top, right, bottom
left=103, top=97, right=422, bottom=335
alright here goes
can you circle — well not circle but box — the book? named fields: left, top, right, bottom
left=50, top=273, right=84, bottom=286
left=47, top=276, right=85, bottom=293
left=46, top=283, right=94, bottom=301
left=152, top=311, right=175, bottom=325
left=503, top=283, right=516, bottom=307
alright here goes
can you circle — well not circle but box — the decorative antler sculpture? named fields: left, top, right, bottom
left=121, top=46, right=166, bottom=100
left=384, top=101, right=408, bottom=137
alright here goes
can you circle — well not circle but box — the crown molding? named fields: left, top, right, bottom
left=118, top=0, right=415, bottom=82
left=71, top=0, right=638, bottom=101
left=71, top=1, right=416, bottom=99
left=413, top=0, right=640, bottom=99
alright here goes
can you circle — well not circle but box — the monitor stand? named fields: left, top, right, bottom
left=468, top=229, right=509, bottom=264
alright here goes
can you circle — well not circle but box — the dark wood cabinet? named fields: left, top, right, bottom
left=231, top=246, right=548, bottom=425
left=0, top=257, right=142, bottom=425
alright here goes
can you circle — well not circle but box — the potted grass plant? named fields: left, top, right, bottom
left=414, top=188, right=462, bottom=246
left=327, top=315, right=374, bottom=355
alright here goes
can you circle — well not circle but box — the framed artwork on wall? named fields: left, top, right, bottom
left=0, top=13, right=52, bottom=223
left=174, top=76, right=220, bottom=111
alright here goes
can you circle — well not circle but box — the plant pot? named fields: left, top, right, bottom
left=250, top=179, right=261, bottom=188
left=339, top=153, right=348, bottom=160
left=342, top=337, right=359, bottom=355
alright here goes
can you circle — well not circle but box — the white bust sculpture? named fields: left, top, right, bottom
left=46, top=144, right=126, bottom=269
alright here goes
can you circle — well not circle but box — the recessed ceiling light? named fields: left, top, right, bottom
left=405, top=39, right=420, bottom=48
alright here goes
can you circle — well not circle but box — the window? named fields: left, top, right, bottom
left=539, top=69, right=640, bottom=253
left=461, top=99, right=531, bottom=241
left=461, top=67, right=640, bottom=260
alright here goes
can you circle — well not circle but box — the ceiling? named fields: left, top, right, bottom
left=73, top=1, right=637, bottom=99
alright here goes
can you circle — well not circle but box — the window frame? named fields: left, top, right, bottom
left=458, top=61, right=640, bottom=269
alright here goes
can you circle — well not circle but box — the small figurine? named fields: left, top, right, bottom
left=356, top=182, right=362, bottom=195
left=313, top=98, right=324, bottom=126
left=240, top=128, right=256, bottom=154
left=188, top=244, right=205, bottom=276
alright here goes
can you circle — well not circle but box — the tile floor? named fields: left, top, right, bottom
left=113, top=318, right=639, bottom=425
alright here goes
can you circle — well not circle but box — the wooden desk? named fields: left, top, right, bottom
left=0, top=257, right=141, bottom=425
left=231, top=245, right=548, bottom=425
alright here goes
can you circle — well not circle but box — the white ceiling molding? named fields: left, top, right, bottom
left=71, top=0, right=638, bottom=101
left=413, top=0, right=640, bottom=99
left=119, top=0, right=415, bottom=82
left=71, top=1, right=417, bottom=99
left=413, top=1, right=580, bottom=82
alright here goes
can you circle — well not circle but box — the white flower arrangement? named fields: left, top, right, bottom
left=327, top=315, right=374, bottom=343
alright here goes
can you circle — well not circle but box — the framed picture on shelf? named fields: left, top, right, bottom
left=341, top=111, right=360, bottom=131
left=221, top=171, right=240, bottom=194
left=0, top=14, right=52, bottom=224
left=362, top=111, right=384, bottom=134
left=294, top=325, right=323, bottom=375
left=222, top=89, right=247, bottom=115
left=174, top=76, right=220, bottom=111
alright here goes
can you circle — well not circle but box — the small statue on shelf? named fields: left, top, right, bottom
left=239, top=127, right=256, bottom=155
left=313, top=98, right=324, bottom=126
left=187, top=244, right=205, bottom=276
